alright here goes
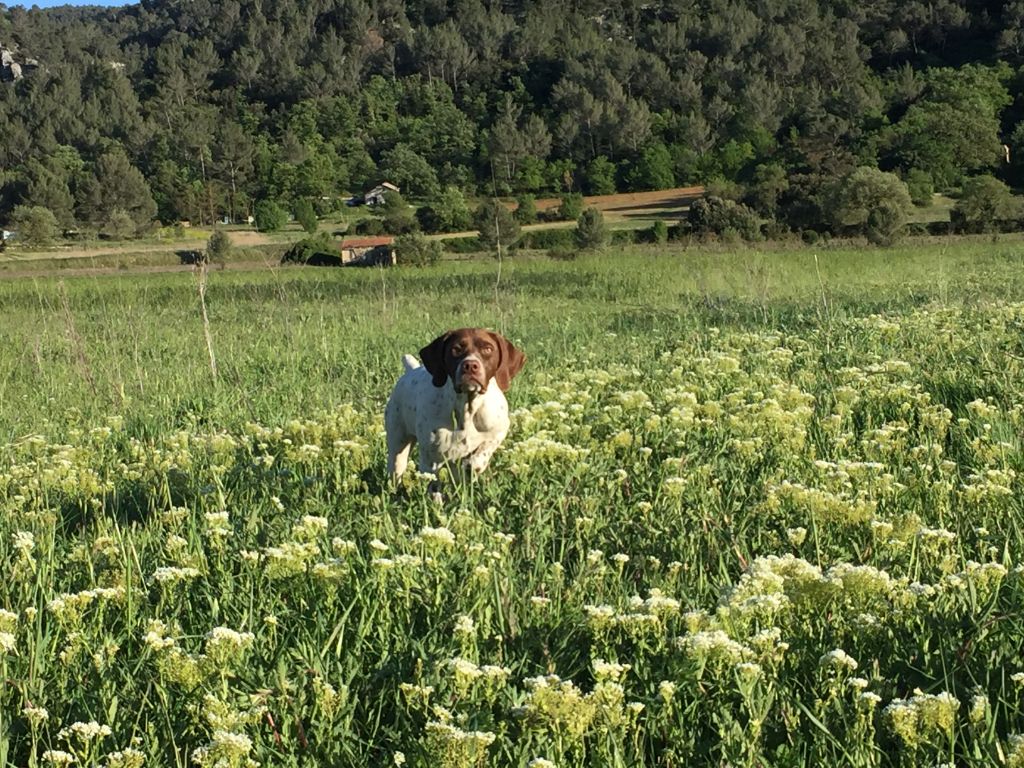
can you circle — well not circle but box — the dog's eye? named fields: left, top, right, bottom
left=450, top=345, right=463, bottom=356
left=479, top=345, right=493, bottom=355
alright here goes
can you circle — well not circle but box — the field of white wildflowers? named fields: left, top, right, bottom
left=2, top=245, right=1024, bottom=767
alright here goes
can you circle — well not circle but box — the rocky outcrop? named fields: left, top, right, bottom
left=1, top=42, right=38, bottom=82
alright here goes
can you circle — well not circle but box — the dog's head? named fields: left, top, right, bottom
left=420, top=328, right=526, bottom=395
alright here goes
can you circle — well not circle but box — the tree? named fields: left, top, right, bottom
left=905, top=169, right=934, bottom=207
left=558, top=193, right=584, bottom=221
left=294, top=199, right=318, bottom=234
left=950, top=176, right=1020, bottom=233
left=394, top=231, right=442, bottom=266
left=575, top=207, right=607, bottom=250
left=514, top=194, right=537, bottom=224
left=78, top=147, right=157, bottom=235
left=205, top=228, right=233, bottom=264
left=824, top=167, right=912, bottom=245
left=254, top=200, right=287, bottom=232
left=11, top=205, right=59, bottom=246
left=103, top=209, right=137, bottom=240
left=625, top=144, right=675, bottom=191
left=380, top=144, right=440, bottom=199
left=381, top=190, right=418, bottom=234
left=474, top=198, right=520, bottom=254
left=584, top=156, right=617, bottom=195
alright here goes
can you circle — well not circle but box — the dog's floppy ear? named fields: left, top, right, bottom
left=493, top=333, right=526, bottom=392
left=419, top=331, right=452, bottom=388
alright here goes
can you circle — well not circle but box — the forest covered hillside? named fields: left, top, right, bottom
left=0, top=0, right=1021, bottom=236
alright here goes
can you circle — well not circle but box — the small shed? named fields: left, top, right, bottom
left=363, top=182, right=400, bottom=206
left=339, top=236, right=396, bottom=266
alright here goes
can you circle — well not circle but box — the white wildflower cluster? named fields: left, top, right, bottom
left=204, top=626, right=255, bottom=667
left=151, top=566, right=202, bottom=585
left=418, top=525, right=456, bottom=547
left=884, top=690, right=960, bottom=748
left=819, top=648, right=858, bottom=672
left=48, top=587, right=126, bottom=624
left=103, top=748, right=146, bottom=768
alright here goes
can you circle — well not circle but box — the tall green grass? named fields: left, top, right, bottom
left=1, top=241, right=1023, bottom=767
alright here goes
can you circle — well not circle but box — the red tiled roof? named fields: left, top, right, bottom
left=339, top=236, right=395, bottom=248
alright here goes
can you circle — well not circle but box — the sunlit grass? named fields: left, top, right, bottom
left=1, top=241, right=1024, bottom=766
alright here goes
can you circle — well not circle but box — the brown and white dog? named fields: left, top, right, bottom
left=385, top=328, right=526, bottom=481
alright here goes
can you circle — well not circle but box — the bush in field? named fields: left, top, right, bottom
left=394, top=231, right=442, bottom=266
left=687, top=196, right=762, bottom=240
left=103, top=208, right=137, bottom=240
left=905, top=169, right=935, bottom=207
left=651, top=220, right=668, bottom=244
left=353, top=218, right=385, bottom=236
left=294, top=199, right=318, bottom=234
left=951, top=175, right=1020, bottom=233
left=824, top=167, right=912, bottom=245
left=11, top=205, right=59, bottom=245
left=558, top=192, right=585, bottom=221
left=575, top=207, right=608, bottom=250
left=280, top=232, right=338, bottom=264
left=474, top=198, right=520, bottom=253
left=514, top=194, right=537, bottom=224
left=205, top=228, right=233, bottom=264
left=254, top=200, right=287, bottom=232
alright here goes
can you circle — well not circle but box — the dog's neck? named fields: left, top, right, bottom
left=449, top=388, right=482, bottom=429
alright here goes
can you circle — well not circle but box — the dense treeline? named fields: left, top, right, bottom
left=0, top=0, right=1022, bottom=238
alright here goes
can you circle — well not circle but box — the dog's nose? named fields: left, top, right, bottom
left=463, top=358, right=481, bottom=375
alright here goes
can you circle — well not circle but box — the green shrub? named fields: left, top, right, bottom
left=558, top=192, right=585, bottom=221
left=11, top=205, right=60, bottom=245
left=394, top=232, right=442, bottom=266
left=823, top=167, right=912, bottom=245
left=905, top=169, right=934, bottom=207
left=254, top=200, right=288, bottom=232
left=651, top=220, right=668, bottom=244
left=280, top=232, right=338, bottom=265
left=575, top=207, right=608, bottom=250
left=514, top=195, right=537, bottom=224
left=688, top=196, right=762, bottom=240
left=950, top=175, right=1020, bottom=233
left=205, top=229, right=233, bottom=264
left=294, top=199, right=318, bottom=234
left=354, top=218, right=385, bottom=236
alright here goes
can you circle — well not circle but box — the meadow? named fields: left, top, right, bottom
left=1, top=240, right=1024, bottom=767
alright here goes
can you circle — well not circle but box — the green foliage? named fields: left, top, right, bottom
left=575, top=207, right=608, bottom=250
left=280, top=232, right=337, bottom=264
left=905, top=169, right=935, bottom=207
left=103, top=208, right=137, bottom=240
left=687, top=196, right=762, bottom=241
left=558, top=192, right=584, bottom=222
left=651, top=220, right=668, bottom=244
left=514, top=194, right=537, bottom=225
left=380, top=190, right=418, bottom=235
left=745, top=164, right=789, bottom=218
left=254, top=200, right=287, bottom=233
left=626, top=143, right=676, bottom=192
left=394, top=231, right=442, bottom=266
left=890, top=65, right=1010, bottom=188
left=824, top=167, right=912, bottom=245
left=294, top=199, right=318, bottom=235
left=583, top=156, right=618, bottom=195
left=205, top=229, right=233, bottom=264
left=417, top=186, right=472, bottom=233
left=380, top=144, right=441, bottom=199
left=950, top=175, right=1021, bottom=233
left=11, top=205, right=59, bottom=245
left=474, top=198, right=520, bottom=253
